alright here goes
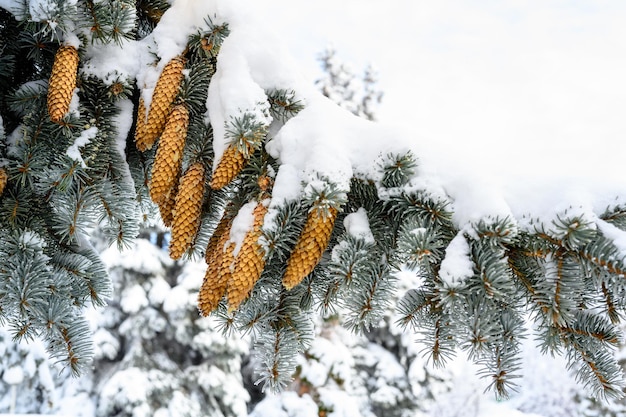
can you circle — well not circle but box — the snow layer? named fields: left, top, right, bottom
left=229, top=200, right=257, bottom=257
left=2, top=366, right=24, bottom=385
left=439, top=231, right=474, bottom=287
left=343, top=208, right=375, bottom=243
left=0, top=0, right=18, bottom=14
left=250, top=392, right=318, bottom=417
left=66, top=126, right=97, bottom=167
left=101, top=239, right=172, bottom=275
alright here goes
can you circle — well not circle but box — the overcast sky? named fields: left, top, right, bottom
left=261, top=1, right=626, bottom=191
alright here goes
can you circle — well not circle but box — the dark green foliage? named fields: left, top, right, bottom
left=380, top=151, right=417, bottom=189
left=80, top=0, right=137, bottom=45
left=0, top=2, right=139, bottom=372
left=267, top=89, right=305, bottom=123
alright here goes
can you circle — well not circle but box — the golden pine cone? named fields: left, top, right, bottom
left=198, top=220, right=233, bottom=316
left=169, top=162, right=205, bottom=259
left=227, top=202, right=268, bottom=311
left=47, top=45, right=79, bottom=123
left=149, top=104, right=189, bottom=204
left=158, top=185, right=177, bottom=227
left=283, top=207, right=338, bottom=290
left=0, top=168, right=7, bottom=195
left=205, top=210, right=234, bottom=263
left=144, top=56, right=185, bottom=149
left=210, top=143, right=253, bottom=190
left=134, top=97, right=150, bottom=151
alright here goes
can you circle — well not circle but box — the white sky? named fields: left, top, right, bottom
left=263, top=1, right=626, bottom=195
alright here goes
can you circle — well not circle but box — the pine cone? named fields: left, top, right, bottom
left=134, top=97, right=150, bottom=151
left=158, top=186, right=177, bottom=227
left=149, top=104, right=189, bottom=204
left=205, top=210, right=234, bottom=264
left=283, top=206, right=338, bottom=290
left=210, top=143, right=253, bottom=190
left=227, top=202, right=268, bottom=310
left=0, top=167, right=7, bottom=195
left=219, top=242, right=236, bottom=295
left=143, top=55, right=185, bottom=149
left=198, top=218, right=233, bottom=316
left=47, top=45, right=79, bottom=123
left=169, top=162, right=205, bottom=259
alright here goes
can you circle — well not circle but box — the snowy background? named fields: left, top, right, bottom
left=261, top=0, right=626, bottom=233
left=265, top=0, right=626, bottom=181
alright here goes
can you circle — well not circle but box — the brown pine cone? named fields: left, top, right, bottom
left=0, top=168, right=7, bottom=195
left=198, top=218, right=233, bottom=316
left=169, top=162, right=205, bottom=259
left=47, top=45, right=79, bottom=123
left=205, top=210, right=234, bottom=264
left=210, top=143, right=253, bottom=190
left=227, top=202, right=268, bottom=310
left=143, top=55, right=185, bottom=149
left=149, top=104, right=189, bottom=204
left=134, top=97, right=150, bottom=151
left=158, top=185, right=177, bottom=227
left=283, top=206, right=338, bottom=290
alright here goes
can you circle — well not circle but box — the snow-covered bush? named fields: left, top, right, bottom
left=93, top=239, right=250, bottom=417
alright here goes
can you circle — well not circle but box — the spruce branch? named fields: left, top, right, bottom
left=601, top=204, right=626, bottom=231
left=380, top=151, right=418, bottom=189
left=267, top=89, right=304, bottom=123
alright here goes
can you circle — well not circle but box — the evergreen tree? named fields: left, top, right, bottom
left=92, top=238, right=250, bottom=417
left=1, top=0, right=626, bottom=406
left=316, top=47, right=383, bottom=122
left=0, top=326, right=65, bottom=414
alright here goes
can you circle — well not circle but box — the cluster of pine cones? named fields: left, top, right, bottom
left=45, top=44, right=340, bottom=316
left=133, top=54, right=272, bottom=313
left=134, top=54, right=340, bottom=315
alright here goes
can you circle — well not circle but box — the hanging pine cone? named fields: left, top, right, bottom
left=210, top=142, right=254, bottom=190
left=199, top=241, right=237, bottom=314
left=143, top=55, right=185, bottom=150
left=47, top=45, right=79, bottom=123
left=219, top=241, right=236, bottom=296
left=283, top=206, right=338, bottom=290
left=169, top=162, right=205, bottom=259
left=198, top=216, right=233, bottom=316
left=134, top=97, right=150, bottom=151
left=149, top=104, right=189, bottom=204
left=205, top=209, right=234, bottom=264
left=227, top=202, right=268, bottom=311
left=0, top=167, right=7, bottom=195
left=158, top=185, right=177, bottom=227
